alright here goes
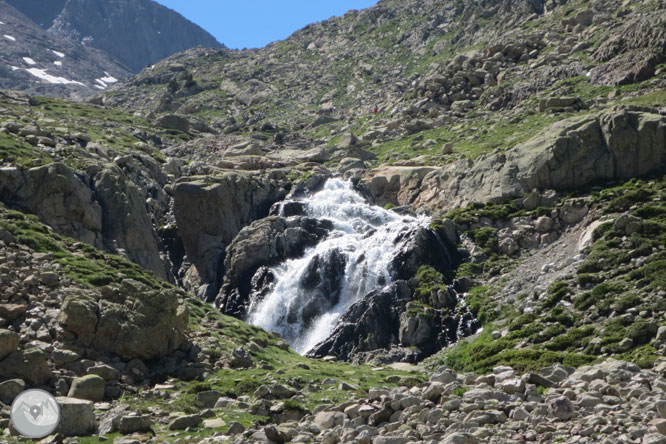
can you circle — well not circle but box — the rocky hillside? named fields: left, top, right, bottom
left=6, top=0, right=224, bottom=73
left=0, top=0, right=666, bottom=442
left=0, top=1, right=130, bottom=98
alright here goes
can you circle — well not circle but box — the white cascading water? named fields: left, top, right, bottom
left=246, top=178, right=429, bottom=354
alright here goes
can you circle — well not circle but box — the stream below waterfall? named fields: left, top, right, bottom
left=245, top=178, right=430, bottom=354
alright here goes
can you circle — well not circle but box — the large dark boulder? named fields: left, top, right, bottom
left=217, top=216, right=333, bottom=317
left=307, top=281, right=414, bottom=361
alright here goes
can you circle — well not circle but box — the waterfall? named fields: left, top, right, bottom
left=245, top=178, right=429, bottom=354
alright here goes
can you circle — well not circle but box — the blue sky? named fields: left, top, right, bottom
left=154, top=1, right=379, bottom=49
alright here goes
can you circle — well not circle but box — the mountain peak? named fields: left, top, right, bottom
left=5, top=0, right=224, bottom=73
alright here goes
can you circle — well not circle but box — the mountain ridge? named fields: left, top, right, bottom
left=0, top=0, right=131, bottom=98
left=0, top=0, right=224, bottom=98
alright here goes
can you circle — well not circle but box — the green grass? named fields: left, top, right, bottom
left=431, top=327, right=596, bottom=374
left=0, top=94, right=180, bottom=168
left=0, top=131, right=51, bottom=166
left=0, top=209, right=169, bottom=290
left=432, top=172, right=666, bottom=373
left=414, top=265, right=448, bottom=306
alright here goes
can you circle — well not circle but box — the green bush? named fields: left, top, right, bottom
left=469, top=227, right=499, bottom=254
left=627, top=320, right=657, bottom=346
left=466, top=286, right=498, bottom=324
left=541, top=282, right=571, bottom=309
left=613, top=293, right=641, bottom=313
left=508, top=313, right=536, bottom=332
left=546, top=326, right=595, bottom=351
left=573, top=282, right=625, bottom=310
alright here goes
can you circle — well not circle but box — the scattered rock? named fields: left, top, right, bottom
left=155, top=114, right=191, bottom=132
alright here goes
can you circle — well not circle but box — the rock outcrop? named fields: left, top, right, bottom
left=0, top=162, right=103, bottom=246
left=589, top=11, right=666, bottom=86
left=0, top=162, right=169, bottom=279
left=59, top=279, right=188, bottom=360
left=92, top=165, right=167, bottom=279
left=173, top=173, right=289, bottom=300
left=363, top=107, right=666, bottom=212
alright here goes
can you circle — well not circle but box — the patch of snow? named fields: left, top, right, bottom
left=51, top=50, right=65, bottom=58
left=4, top=34, right=15, bottom=41
left=23, top=68, right=85, bottom=86
left=94, top=85, right=105, bottom=90
left=0, top=21, right=5, bottom=25
left=10, top=66, right=19, bottom=71
left=586, top=70, right=592, bottom=77
left=23, top=57, right=36, bottom=65
left=54, top=61, right=62, bottom=66
left=101, top=72, right=118, bottom=83
left=95, top=73, right=118, bottom=88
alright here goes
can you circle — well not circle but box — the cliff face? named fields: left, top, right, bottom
left=5, top=0, right=224, bottom=73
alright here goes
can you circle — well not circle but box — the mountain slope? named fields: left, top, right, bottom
left=0, top=0, right=130, bottom=98
left=106, top=0, right=665, bottom=146
left=6, top=0, right=225, bottom=73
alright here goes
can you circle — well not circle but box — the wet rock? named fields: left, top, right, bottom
left=173, top=173, right=288, bottom=300
left=218, top=216, right=333, bottom=316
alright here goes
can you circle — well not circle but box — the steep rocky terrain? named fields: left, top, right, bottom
left=5, top=0, right=224, bottom=73
left=0, top=0, right=666, bottom=442
left=0, top=1, right=130, bottom=98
